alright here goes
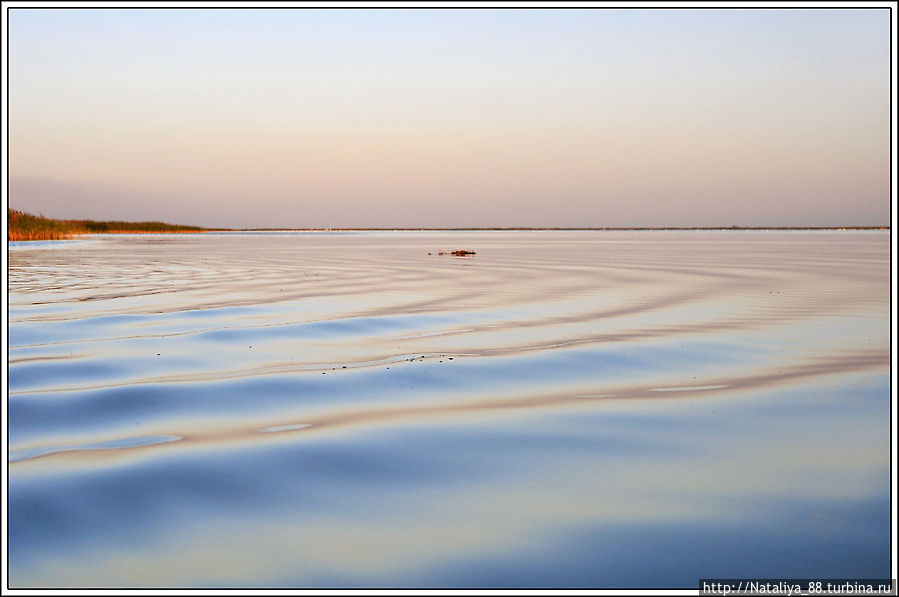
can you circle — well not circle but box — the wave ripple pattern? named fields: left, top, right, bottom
left=7, top=231, right=891, bottom=588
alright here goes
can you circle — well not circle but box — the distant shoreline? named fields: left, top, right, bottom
left=7, top=209, right=889, bottom=241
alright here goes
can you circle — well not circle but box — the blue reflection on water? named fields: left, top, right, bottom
left=411, top=496, right=891, bottom=589
left=9, top=373, right=890, bottom=587
left=7, top=232, right=891, bottom=588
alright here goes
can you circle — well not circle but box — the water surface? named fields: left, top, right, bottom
left=7, top=231, right=891, bottom=588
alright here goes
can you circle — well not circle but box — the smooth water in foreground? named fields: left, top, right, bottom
left=7, top=231, right=892, bottom=588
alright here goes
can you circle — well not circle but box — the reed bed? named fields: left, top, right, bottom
left=8, top=209, right=205, bottom=241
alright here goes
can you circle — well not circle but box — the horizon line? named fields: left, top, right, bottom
left=228, top=226, right=891, bottom=231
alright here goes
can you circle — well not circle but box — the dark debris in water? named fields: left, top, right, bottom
left=434, top=250, right=476, bottom=256
left=321, top=355, right=460, bottom=375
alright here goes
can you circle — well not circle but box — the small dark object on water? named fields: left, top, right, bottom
left=437, top=250, right=476, bottom=256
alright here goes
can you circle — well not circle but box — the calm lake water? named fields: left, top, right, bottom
left=7, top=230, right=892, bottom=588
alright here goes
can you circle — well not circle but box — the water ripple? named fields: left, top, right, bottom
left=7, top=231, right=891, bottom=588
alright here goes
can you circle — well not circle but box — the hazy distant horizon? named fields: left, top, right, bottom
left=6, top=197, right=890, bottom=231
left=7, top=7, right=892, bottom=229
left=9, top=171, right=890, bottom=230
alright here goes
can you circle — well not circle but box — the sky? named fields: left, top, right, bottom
left=6, top=7, right=893, bottom=229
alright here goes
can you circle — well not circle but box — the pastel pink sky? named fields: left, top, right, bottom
left=7, top=8, right=892, bottom=228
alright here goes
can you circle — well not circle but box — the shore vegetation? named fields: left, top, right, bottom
left=8, top=209, right=206, bottom=241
